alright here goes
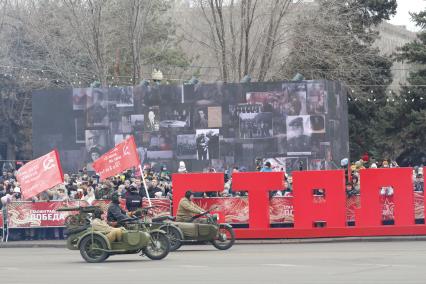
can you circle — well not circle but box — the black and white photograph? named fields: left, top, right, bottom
left=229, top=103, right=261, bottom=126
left=246, top=91, right=289, bottom=115
left=286, top=115, right=312, bottom=152
left=74, top=117, right=85, bottom=143
left=118, top=115, right=132, bottom=133
left=86, top=88, right=109, bottom=127
left=145, top=106, right=160, bottom=131
left=286, top=83, right=307, bottom=115
left=85, top=130, right=107, bottom=152
left=108, top=86, right=134, bottom=107
left=131, top=114, right=145, bottom=130
left=194, top=106, right=209, bottom=129
left=239, top=112, right=273, bottom=139
left=310, top=115, right=326, bottom=133
left=85, top=129, right=108, bottom=165
left=231, top=103, right=262, bottom=116
left=307, top=82, right=327, bottom=114
left=160, top=106, right=190, bottom=128
left=196, top=129, right=219, bottom=160
left=72, top=88, right=90, bottom=110
left=176, top=134, right=197, bottom=159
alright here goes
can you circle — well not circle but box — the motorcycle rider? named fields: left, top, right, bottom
left=176, top=190, right=206, bottom=222
left=92, top=207, right=125, bottom=242
left=107, top=192, right=130, bottom=224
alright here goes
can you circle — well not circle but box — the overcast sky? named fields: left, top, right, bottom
left=388, top=0, right=425, bottom=31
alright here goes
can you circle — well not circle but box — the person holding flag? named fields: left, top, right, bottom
left=92, top=135, right=151, bottom=208
left=16, top=150, right=64, bottom=200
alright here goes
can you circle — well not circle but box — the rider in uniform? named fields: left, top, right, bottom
left=176, top=190, right=206, bottom=222
left=92, top=207, right=124, bottom=242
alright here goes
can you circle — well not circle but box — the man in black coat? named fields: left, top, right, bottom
left=126, top=185, right=143, bottom=212
left=107, top=192, right=128, bottom=222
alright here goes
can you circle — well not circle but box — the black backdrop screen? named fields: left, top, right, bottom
left=32, top=80, right=349, bottom=173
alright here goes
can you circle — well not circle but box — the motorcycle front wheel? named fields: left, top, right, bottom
left=211, top=225, right=235, bottom=250
left=161, top=225, right=183, bottom=251
left=143, top=232, right=170, bottom=260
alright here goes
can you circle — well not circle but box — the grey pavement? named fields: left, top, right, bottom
left=2, top=235, right=426, bottom=248
left=1, top=242, right=426, bottom=283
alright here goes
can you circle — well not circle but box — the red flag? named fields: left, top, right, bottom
left=93, top=136, right=140, bottom=180
left=16, top=149, right=64, bottom=200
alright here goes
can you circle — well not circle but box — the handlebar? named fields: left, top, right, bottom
left=190, top=209, right=214, bottom=222
left=143, top=206, right=156, bottom=210
left=139, top=205, right=157, bottom=215
left=189, top=206, right=220, bottom=222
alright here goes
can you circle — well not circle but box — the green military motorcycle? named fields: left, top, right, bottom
left=58, top=206, right=170, bottom=263
left=144, top=207, right=235, bottom=251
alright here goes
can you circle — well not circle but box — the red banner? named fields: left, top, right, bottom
left=93, top=136, right=140, bottom=180
left=0, top=210, right=3, bottom=228
left=2, top=193, right=424, bottom=229
left=6, top=201, right=84, bottom=228
left=16, top=150, right=64, bottom=200
left=193, top=192, right=425, bottom=224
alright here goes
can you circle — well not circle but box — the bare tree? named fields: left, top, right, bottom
left=179, top=0, right=296, bottom=82
left=61, top=0, right=109, bottom=85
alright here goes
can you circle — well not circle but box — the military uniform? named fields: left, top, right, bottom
left=176, top=197, right=205, bottom=222
left=92, top=218, right=125, bottom=242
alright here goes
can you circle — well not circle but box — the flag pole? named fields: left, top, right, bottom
left=139, top=164, right=152, bottom=207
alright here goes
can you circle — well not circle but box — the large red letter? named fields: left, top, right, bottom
left=232, top=172, right=284, bottom=229
left=172, top=173, right=224, bottom=216
left=357, top=168, right=414, bottom=227
left=293, top=170, right=346, bottom=229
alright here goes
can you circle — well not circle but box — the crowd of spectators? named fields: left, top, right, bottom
left=343, top=154, right=424, bottom=196
left=0, top=155, right=425, bottom=240
left=1, top=155, right=424, bottom=210
left=0, top=161, right=295, bottom=211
